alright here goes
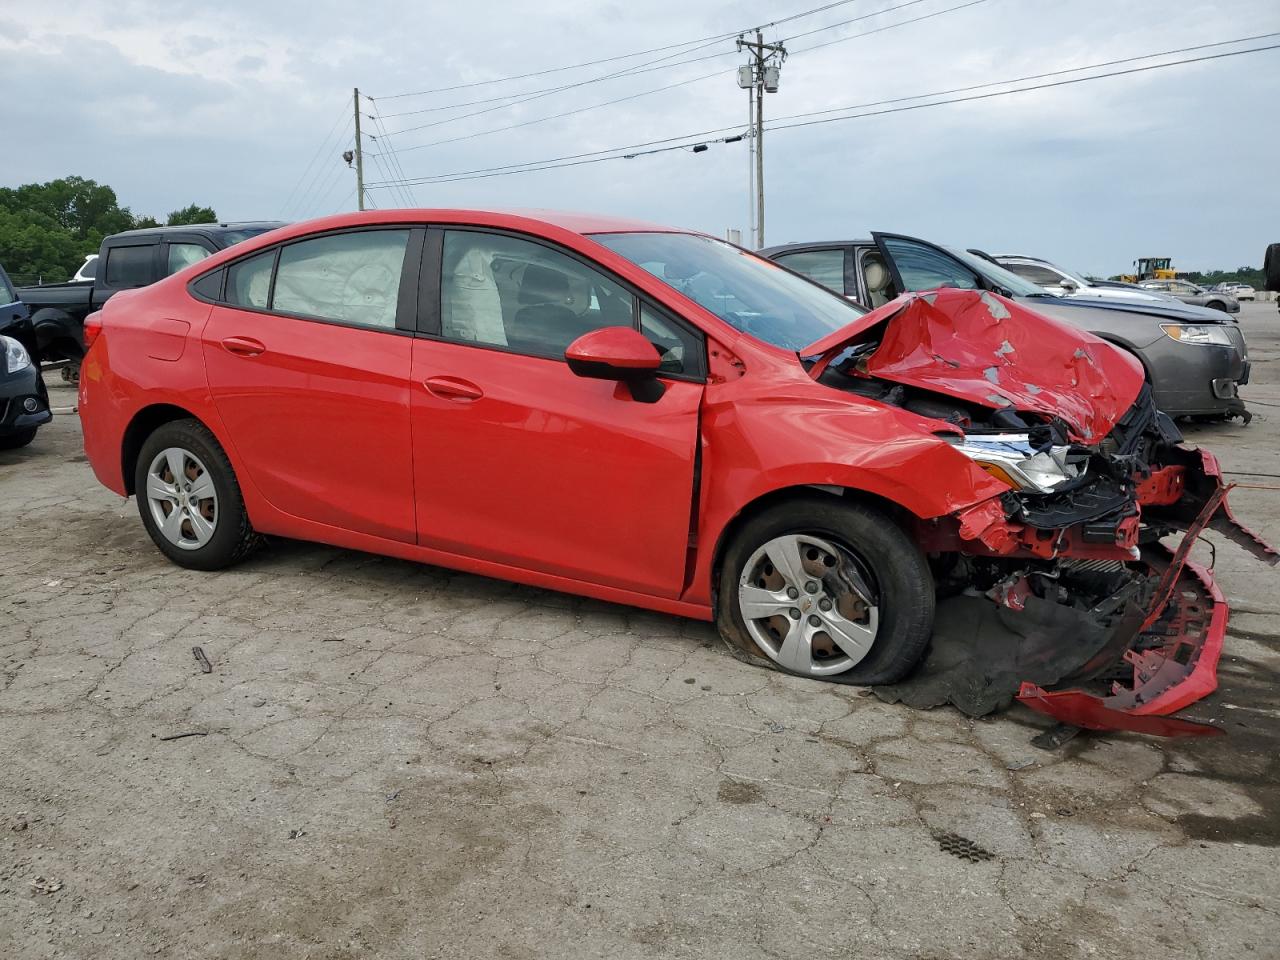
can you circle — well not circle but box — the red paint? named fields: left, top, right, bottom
left=1015, top=686, right=1224, bottom=738
left=564, top=326, right=662, bottom=369
left=804, top=289, right=1145, bottom=443
left=76, top=209, right=1270, bottom=723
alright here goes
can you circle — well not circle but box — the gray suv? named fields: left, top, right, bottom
left=760, top=233, right=1251, bottom=421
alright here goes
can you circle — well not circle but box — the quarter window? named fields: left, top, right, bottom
left=225, top=251, right=274, bottom=310
left=104, top=245, right=154, bottom=288
left=440, top=231, right=635, bottom=359
left=273, top=230, right=410, bottom=329
left=640, top=305, right=702, bottom=376
left=773, top=249, right=845, bottom=294
left=167, top=243, right=211, bottom=276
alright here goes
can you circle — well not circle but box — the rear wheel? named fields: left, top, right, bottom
left=134, top=419, right=260, bottom=570
left=0, top=428, right=37, bottom=451
left=716, top=496, right=934, bottom=684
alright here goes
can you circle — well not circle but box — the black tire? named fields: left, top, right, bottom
left=1207, top=300, right=1228, bottom=313
left=133, top=418, right=261, bottom=571
left=716, top=495, right=934, bottom=685
left=0, top=428, right=37, bottom=451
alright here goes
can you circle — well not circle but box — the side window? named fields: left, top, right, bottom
left=273, top=230, right=410, bottom=329
left=880, top=238, right=979, bottom=291
left=773, top=250, right=845, bottom=294
left=441, top=231, right=635, bottom=360
left=167, top=243, right=211, bottom=276
left=225, top=251, right=274, bottom=310
left=0, top=270, right=15, bottom=306
left=640, top=305, right=703, bottom=376
left=1003, top=262, right=1066, bottom=287
left=103, top=245, right=155, bottom=288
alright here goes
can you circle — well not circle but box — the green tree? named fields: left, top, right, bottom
left=166, top=204, right=217, bottom=226
left=0, top=178, right=216, bottom=285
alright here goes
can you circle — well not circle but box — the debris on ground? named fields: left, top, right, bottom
left=156, top=731, right=208, bottom=742
left=30, top=877, right=63, bottom=894
left=192, top=646, right=212, bottom=674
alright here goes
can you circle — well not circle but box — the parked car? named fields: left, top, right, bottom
left=1211, top=282, right=1255, bottom=301
left=71, top=254, right=98, bottom=283
left=0, top=262, right=51, bottom=450
left=78, top=210, right=1275, bottom=722
left=992, top=255, right=1176, bottom=304
left=761, top=234, right=1251, bottom=421
left=1138, top=278, right=1238, bottom=313
left=18, top=222, right=284, bottom=379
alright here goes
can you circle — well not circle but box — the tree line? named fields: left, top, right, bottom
left=0, top=177, right=216, bottom=286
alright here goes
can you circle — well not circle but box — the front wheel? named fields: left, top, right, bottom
left=716, top=496, right=934, bottom=685
left=134, top=419, right=261, bottom=571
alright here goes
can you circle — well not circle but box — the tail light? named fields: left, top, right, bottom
left=83, top=312, right=103, bottom=350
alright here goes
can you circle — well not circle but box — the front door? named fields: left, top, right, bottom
left=410, top=228, right=704, bottom=597
left=201, top=227, right=422, bottom=543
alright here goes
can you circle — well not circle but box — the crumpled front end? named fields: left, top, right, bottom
left=878, top=387, right=1277, bottom=724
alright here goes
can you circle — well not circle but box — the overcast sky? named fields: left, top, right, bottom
left=3, top=0, right=1277, bottom=274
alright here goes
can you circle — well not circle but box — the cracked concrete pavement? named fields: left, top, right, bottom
left=2, top=303, right=1278, bottom=959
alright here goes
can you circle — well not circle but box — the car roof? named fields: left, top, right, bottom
left=109, top=221, right=288, bottom=241
left=758, top=241, right=870, bottom=256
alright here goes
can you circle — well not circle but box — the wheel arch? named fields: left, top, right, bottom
left=1092, top=333, right=1153, bottom=383
left=707, top=483, right=917, bottom=605
left=121, top=403, right=208, bottom=495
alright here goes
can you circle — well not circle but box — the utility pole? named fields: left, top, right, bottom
left=353, top=87, right=365, bottom=211
left=736, top=31, right=785, bottom=248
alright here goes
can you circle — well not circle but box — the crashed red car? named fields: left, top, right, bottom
left=78, top=210, right=1276, bottom=722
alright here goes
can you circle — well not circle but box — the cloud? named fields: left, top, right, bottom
left=2, top=0, right=1277, bottom=273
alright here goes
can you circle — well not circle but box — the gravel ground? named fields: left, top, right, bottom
left=2, top=302, right=1278, bottom=959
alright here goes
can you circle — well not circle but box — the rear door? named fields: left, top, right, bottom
left=199, top=226, right=423, bottom=543
left=409, top=227, right=705, bottom=597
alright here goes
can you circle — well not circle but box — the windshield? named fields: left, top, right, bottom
left=592, top=232, right=867, bottom=350
left=944, top=246, right=1050, bottom=297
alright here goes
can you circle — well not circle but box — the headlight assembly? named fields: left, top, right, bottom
left=2, top=335, right=32, bottom=374
left=1160, top=323, right=1233, bottom=346
left=946, top=433, right=1082, bottom=493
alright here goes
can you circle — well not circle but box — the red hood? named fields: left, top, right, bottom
left=803, top=288, right=1145, bottom=442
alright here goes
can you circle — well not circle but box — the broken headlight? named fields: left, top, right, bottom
left=1159, top=323, right=1233, bottom=346
left=947, top=433, right=1082, bottom=493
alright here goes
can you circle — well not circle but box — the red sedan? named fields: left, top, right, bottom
left=79, top=210, right=1275, bottom=723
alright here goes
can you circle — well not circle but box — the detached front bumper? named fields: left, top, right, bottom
left=887, top=421, right=1277, bottom=727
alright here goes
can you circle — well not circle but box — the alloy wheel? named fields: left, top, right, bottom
left=738, top=533, right=880, bottom=676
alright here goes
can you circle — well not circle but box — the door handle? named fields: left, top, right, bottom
left=221, top=336, right=266, bottom=357
left=423, top=375, right=484, bottom=402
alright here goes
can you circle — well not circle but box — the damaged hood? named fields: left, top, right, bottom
left=803, top=288, right=1146, bottom=442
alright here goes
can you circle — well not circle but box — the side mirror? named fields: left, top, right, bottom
left=565, top=326, right=665, bottom=403
left=1057, top=278, right=1078, bottom=292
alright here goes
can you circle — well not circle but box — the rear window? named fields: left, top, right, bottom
left=104, top=245, right=154, bottom=288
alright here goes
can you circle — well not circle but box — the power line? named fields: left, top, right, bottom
left=766, top=39, right=1280, bottom=134
left=279, top=103, right=350, bottom=219
left=365, top=38, right=1279, bottom=189
left=772, top=30, right=1280, bottom=125
left=372, top=0, right=987, bottom=153
left=368, top=0, right=866, bottom=100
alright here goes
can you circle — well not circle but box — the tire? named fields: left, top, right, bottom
left=0, top=428, right=37, bottom=451
left=715, top=495, right=934, bottom=685
left=1207, top=301, right=1228, bottom=313
left=133, top=418, right=261, bottom=571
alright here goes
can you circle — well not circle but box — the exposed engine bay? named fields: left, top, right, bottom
left=805, top=290, right=1278, bottom=730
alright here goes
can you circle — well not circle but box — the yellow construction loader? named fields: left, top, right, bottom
left=1120, top=257, right=1177, bottom=283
